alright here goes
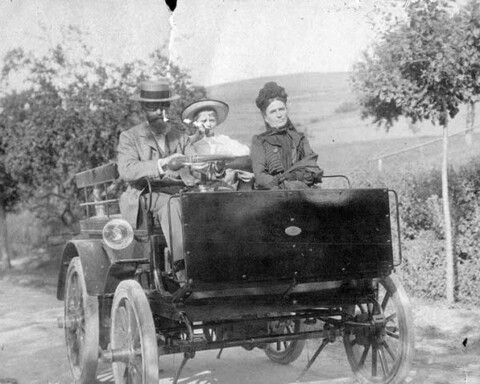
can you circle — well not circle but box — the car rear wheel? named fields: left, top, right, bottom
left=265, top=319, right=305, bottom=364
left=343, top=274, right=414, bottom=384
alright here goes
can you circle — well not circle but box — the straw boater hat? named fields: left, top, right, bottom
left=131, top=79, right=180, bottom=102
left=181, top=100, right=229, bottom=126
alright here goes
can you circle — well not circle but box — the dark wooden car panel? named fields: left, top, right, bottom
left=181, top=189, right=393, bottom=287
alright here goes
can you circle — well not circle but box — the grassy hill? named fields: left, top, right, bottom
left=207, top=72, right=480, bottom=178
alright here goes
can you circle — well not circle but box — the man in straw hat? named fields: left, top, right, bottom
left=117, top=79, right=191, bottom=279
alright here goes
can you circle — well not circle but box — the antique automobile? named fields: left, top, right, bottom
left=56, top=156, right=414, bottom=384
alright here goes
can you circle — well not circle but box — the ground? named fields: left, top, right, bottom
left=1, top=260, right=480, bottom=384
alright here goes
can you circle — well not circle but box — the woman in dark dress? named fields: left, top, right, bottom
left=251, top=81, right=323, bottom=190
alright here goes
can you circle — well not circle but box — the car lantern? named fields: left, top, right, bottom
left=102, top=218, right=134, bottom=250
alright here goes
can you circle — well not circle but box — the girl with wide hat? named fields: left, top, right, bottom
left=181, top=99, right=252, bottom=189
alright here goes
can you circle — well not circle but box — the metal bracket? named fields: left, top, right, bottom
left=295, top=338, right=330, bottom=382
left=283, top=271, right=298, bottom=300
left=388, top=189, right=403, bottom=266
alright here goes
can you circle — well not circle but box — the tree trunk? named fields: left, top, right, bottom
left=442, top=124, right=455, bottom=304
left=0, top=204, right=12, bottom=271
left=465, top=101, right=475, bottom=146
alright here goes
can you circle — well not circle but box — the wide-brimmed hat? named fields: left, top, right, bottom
left=131, top=80, right=180, bottom=102
left=181, top=100, right=229, bottom=126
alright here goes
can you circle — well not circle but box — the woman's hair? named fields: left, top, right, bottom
left=193, top=107, right=218, bottom=121
left=255, top=82, right=288, bottom=112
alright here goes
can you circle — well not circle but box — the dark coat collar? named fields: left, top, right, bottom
left=259, top=121, right=304, bottom=148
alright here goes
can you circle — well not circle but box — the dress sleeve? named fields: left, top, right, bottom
left=251, top=135, right=279, bottom=190
left=298, top=136, right=323, bottom=176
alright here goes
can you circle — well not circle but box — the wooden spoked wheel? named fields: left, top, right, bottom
left=111, top=280, right=158, bottom=384
left=265, top=319, right=305, bottom=364
left=343, top=274, right=414, bottom=384
left=64, top=257, right=99, bottom=384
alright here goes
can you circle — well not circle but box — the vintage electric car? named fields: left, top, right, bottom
left=56, top=156, right=414, bottom=384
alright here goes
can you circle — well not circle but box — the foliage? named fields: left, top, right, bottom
left=350, top=158, right=480, bottom=304
left=352, top=0, right=480, bottom=129
left=398, top=231, right=446, bottom=301
left=0, top=26, right=206, bottom=221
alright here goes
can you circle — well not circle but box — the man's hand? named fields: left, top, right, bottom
left=158, top=153, right=185, bottom=174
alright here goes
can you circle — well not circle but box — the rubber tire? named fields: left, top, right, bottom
left=265, top=319, right=305, bottom=364
left=64, top=257, right=99, bottom=384
left=111, top=280, right=159, bottom=384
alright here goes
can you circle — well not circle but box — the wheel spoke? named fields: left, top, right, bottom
left=72, top=275, right=79, bottom=307
left=386, top=329, right=399, bottom=340
left=276, top=341, right=281, bottom=351
left=127, top=304, right=140, bottom=348
left=123, top=364, right=129, bottom=382
left=359, top=344, right=370, bottom=367
left=383, top=340, right=397, bottom=361
left=381, top=291, right=391, bottom=310
left=130, top=361, right=143, bottom=384
left=115, top=306, right=129, bottom=349
left=371, top=344, right=378, bottom=377
left=378, top=346, right=389, bottom=376
left=367, top=302, right=374, bottom=315
left=386, top=313, right=397, bottom=322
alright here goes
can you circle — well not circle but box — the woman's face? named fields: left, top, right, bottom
left=263, top=99, right=288, bottom=129
left=195, top=110, right=218, bottom=135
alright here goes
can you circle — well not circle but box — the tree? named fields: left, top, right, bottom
left=0, top=136, right=19, bottom=270
left=456, top=0, right=480, bottom=144
left=352, top=0, right=480, bottom=304
left=0, top=27, right=206, bottom=267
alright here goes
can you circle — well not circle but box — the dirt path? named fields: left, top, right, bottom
left=1, top=275, right=480, bottom=384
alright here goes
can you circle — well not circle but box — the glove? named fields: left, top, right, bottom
left=286, top=170, right=313, bottom=185
left=213, top=160, right=226, bottom=174
left=313, top=169, right=324, bottom=183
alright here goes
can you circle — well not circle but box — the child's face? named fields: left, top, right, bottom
left=195, top=111, right=218, bottom=132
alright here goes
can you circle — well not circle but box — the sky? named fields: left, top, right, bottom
left=171, top=0, right=382, bottom=85
left=0, top=0, right=393, bottom=87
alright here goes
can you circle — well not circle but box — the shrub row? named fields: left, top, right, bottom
left=352, top=157, right=480, bottom=303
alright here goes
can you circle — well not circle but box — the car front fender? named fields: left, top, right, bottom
left=56, top=239, right=111, bottom=300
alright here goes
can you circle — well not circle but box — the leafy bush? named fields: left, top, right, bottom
left=0, top=27, right=206, bottom=223
left=397, top=231, right=446, bottom=301
left=349, top=157, right=480, bottom=303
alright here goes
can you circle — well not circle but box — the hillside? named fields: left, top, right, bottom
left=207, top=72, right=479, bottom=176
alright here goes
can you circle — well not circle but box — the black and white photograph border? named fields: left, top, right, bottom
left=0, top=1, right=480, bottom=383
